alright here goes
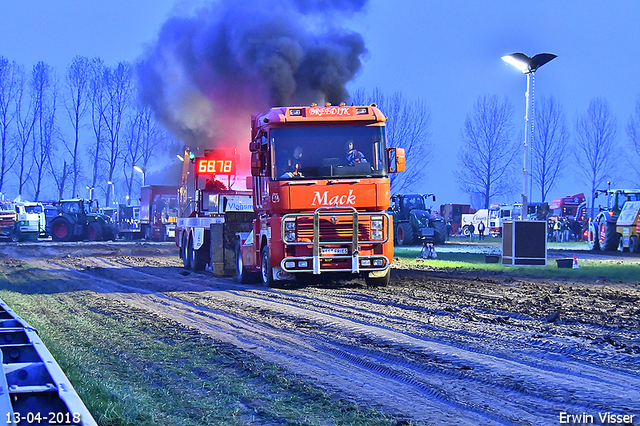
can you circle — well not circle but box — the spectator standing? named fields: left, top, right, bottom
left=477, top=221, right=486, bottom=240
left=562, top=218, right=571, bottom=242
left=468, top=222, right=475, bottom=241
left=554, top=219, right=562, bottom=242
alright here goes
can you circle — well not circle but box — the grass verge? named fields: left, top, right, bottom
left=394, top=247, right=640, bottom=284
left=0, top=289, right=406, bottom=426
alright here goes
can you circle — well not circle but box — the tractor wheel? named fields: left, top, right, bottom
left=587, top=220, right=599, bottom=250
left=433, top=221, right=447, bottom=245
left=87, top=222, right=103, bottom=241
left=629, top=235, right=640, bottom=253
left=189, top=234, right=208, bottom=271
left=51, top=218, right=73, bottom=242
left=182, top=232, right=191, bottom=269
left=598, top=216, right=620, bottom=251
left=461, top=225, right=471, bottom=237
left=396, top=223, right=414, bottom=246
left=365, top=268, right=390, bottom=287
left=236, top=239, right=256, bottom=283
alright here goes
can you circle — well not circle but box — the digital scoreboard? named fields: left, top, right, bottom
left=194, top=157, right=236, bottom=175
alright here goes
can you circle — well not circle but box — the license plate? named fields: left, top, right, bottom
left=321, top=248, right=348, bottom=255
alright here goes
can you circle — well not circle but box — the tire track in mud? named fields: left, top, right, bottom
left=31, top=254, right=640, bottom=425
left=3, top=244, right=638, bottom=426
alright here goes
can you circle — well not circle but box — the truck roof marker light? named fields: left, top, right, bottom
left=290, top=109, right=302, bottom=116
left=339, top=102, right=345, bottom=106
left=311, top=103, right=317, bottom=107
left=325, top=102, right=331, bottom=107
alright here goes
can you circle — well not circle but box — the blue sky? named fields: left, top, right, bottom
left=1, top=0, right=639, bottom=206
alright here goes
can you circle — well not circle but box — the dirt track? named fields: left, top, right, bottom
left=1, top=241, right=639, bottom=425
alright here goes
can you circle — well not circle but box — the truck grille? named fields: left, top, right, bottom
left=295, top=216, right=371, bottom=241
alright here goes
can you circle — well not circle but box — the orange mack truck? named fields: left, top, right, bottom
left=239, top=104, right=405, bottom=287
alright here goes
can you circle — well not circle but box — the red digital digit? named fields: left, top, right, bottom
left=195, top=157, right=235, bottom=175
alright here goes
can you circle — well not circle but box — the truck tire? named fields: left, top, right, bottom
left=10, top=229, right=20, bottom=243
left=598, top=217, right=620, bottom=251
left=87, top=222, right=103, bottom=241
left=587, top=220, right=599, bottom=250
left=433, top=221, right=447, bottom=245
left=51, top=218, right=73, bottom=242
left=461, top=225, right=470, bottom=237
left=630, top=235, right=640, bottom=253
left=260, top=245, right=277, bottom=287
left=396, top=223, right=414, bottom=246
left=182, top=233, right=191, bottom=269
left=236, top=239, right=256, bottom=283
left=365, top=268, right=390, bottom=287
left=189, top=235, right=208, bottom=271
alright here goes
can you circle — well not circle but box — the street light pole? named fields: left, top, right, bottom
left=501, top=52, right=556, bottom=219
left=133, top=166, right=146, bottom=186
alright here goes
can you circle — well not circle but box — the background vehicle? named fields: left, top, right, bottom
left=588, top=187, right=640, bottom=251
left=390, top=193, right=447, bottom=245
left=119, top=185, right=179, bottom=241
left=49, top=199, right=118, bottom=242
left=488, top=203, right=521, bottom=237
left=616, top=200, right=640, bottom=253
left=439, top=203, right=474, bottom=235
left=175, top=148, right=254, bottom=275
left=461, top=209, right=489, bottom=237
left=0, top=200, right=42, bottom=242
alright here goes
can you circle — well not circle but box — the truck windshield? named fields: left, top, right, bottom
left=270, top=125, right=388, bottom=180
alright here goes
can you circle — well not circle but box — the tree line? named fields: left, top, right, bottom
left=2, top=54, right=638, bottom=212
left=0, top=56, right=173, bottom=206
left=456, top=93, right=640, bottom=213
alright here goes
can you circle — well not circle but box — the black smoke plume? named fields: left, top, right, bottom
left=136, top=0, right=368, bottom=150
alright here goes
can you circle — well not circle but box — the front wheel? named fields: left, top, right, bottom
left=365, top=268, right=390, bottom=287
left=260, top=245, right=275, bottom=287
left=598, top=217, right=619, bottom=251
left=629, top=235, right=640, bottom=253
left=51, top=218, right=73, bottom=242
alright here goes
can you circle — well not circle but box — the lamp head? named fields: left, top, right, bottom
left=502, top=52, right=556, bottom=73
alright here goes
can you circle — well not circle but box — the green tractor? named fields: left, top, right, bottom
left=588, top=187, right=640, bottom=251
left=49, top=199, right=118, bottom=242
left=389, top=193, right=447, bottom=246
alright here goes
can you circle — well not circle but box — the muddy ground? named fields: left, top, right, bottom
left=1, top=241, right=639, bottom=425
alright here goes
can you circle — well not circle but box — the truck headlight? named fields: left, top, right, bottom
left=284, top=220, right=296, bottom=231
left=285, top=231, right=296, bottom=242
left=372, top=230, right=383, bottom=240
left=371, top=218, right=383, bottom=230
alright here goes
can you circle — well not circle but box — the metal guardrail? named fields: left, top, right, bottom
left=0, top=299, right=96, bottom=426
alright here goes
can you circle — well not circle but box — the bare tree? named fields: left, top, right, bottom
left=456, top=95, right=519, bottom=209
left=122, top=105, right=167, bottom=203
left=625, top=95, right=640, bottom=181
left=0, top=57, right=21, bottom=194
left=30, top=62, right=58, bottom=201
left=352, top=88, right=432, bottom=193
left=531, top=96, right=569, bottom=202
left=64, top=56, right=91, bottom=197
left=88, top=58, right=107, bottom=198
left=100, top=61, right=132, bottom=203
left=14, top=66, right=35, bottom=198
left=574, top=98, right=618, bottom=217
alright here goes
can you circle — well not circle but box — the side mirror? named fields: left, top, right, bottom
left=251, top=152, right=261, bottom=176
left=387, top=147, right=405, bottom=173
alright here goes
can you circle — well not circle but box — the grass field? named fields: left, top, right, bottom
left=394, top=245, right=640, bottom=284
